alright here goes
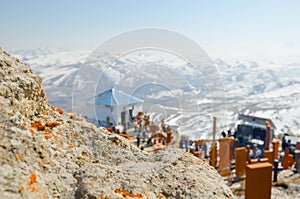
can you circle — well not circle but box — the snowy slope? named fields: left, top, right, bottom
left=15, top=50, right=91, bottom=110
left=8, top=47, right=70, bottom=59
left=215, top=60, right=300, bottom=137
left=12, top=48, right=300, bottom=137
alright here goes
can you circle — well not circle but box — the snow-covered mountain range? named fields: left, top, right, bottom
left=9, top=48, right=300, bottom=138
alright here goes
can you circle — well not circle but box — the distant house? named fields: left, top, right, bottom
left=236, top=114, right=276, bottom=145
left=238, top=114, right=276, bottom=129
left=86, top=88, right=144, bottom=127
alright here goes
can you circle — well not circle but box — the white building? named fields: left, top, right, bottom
left=86, top=88, right=144, bottom=127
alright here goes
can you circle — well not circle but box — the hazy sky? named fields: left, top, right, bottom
left=1, top=0, right=300, bottom=60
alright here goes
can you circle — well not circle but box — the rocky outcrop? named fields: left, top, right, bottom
left=0, top=47, right=235, bottom=199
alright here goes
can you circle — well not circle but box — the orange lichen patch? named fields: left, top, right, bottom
left=114, top=189, right=143, bottom=198
left=53, top=147, right=59, bottom=151
left=44, top=134, right=52, bottom=140
left=45, top=132, right=52, bottom=140
left=129, top=193, right=143, bottom=198
left=56, top=131, right=60, bottom=135
left=51, top=121, right=60, bottom=128
left=70, top=113, right=76, bottom=119
left=67, top=145, right=73, bottom=149
left=17, top=154, right=23, bottom=161
left=30, top=128, right=35, bottom=135
left=30, top=174, right=37, bottom=183
left=45, top=121, right=60, bottom=128
left=19, top=187, right=25, bottom=193
left=27, top=174, right=37, bottom=188
left=115, top=189, right=122, bottom=194
left=31, top=120, right=46, bottom=131
left=38, top=125, right=46, bottom=131
left=120, top=134, right=130, bottom=140
left=56, top=108, right=64, bottom=115
left=31, top=120, right=41, bottom=128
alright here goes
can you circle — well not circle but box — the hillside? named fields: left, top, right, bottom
left=13, top=48, right=300, bottom=138
left=0, top=47, right=235, bottom=198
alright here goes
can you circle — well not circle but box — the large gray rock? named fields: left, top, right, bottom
left=0, top=47, right=235, bottom=199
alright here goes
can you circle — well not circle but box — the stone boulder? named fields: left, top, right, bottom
left=0, top=47, right=235, bottom=199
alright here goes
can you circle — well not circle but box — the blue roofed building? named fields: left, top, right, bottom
left=86, top=88, right=144, bottom=127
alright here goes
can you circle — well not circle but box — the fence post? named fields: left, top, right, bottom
left=295, top=150, right=300, bottom=173
left=273, top=159, right=279, bottom=182
left=245, top=162, right=272, bottom=199
left=235, top=147, right=247, bottom=177
left=219, top=138, right=233, bottom=176
left=272, top=139, right=279, bottom=160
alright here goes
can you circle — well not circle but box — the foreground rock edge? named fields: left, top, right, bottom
left=0, top=47, right=235, bottom=199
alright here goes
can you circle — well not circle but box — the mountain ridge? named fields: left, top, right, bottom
left=10, top=48, right=300, bottom=137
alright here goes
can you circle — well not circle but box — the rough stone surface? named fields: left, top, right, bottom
left=273, top=170, right=300, bottom=199
left=0, top=47, right=235, bottom=198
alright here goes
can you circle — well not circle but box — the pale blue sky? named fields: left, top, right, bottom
left=1, top=0, right=300, bottom=59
